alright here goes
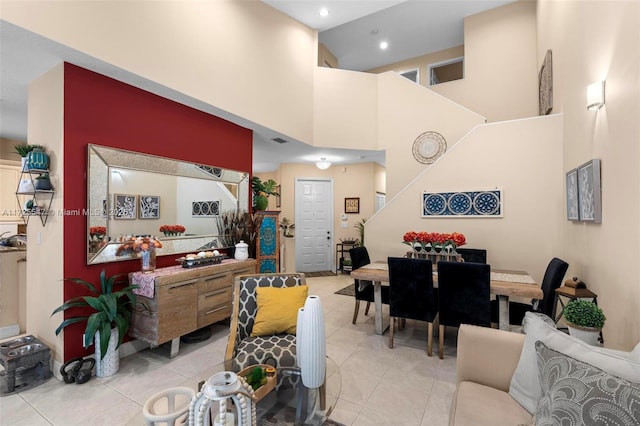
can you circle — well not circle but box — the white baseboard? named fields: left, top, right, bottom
left=0, top=324, right=20, bottom=339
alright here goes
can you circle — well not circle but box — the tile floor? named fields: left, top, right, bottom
left=1, top=274, right=460, bottom=426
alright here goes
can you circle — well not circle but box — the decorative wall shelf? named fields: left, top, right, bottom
left=15, top=168, right=55, bottom=227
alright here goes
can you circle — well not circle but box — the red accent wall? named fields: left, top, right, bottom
left=62, top=64, right=252, bottom=360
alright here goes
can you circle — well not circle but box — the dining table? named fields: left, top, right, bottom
left=350, top=262, right=542, bottom=334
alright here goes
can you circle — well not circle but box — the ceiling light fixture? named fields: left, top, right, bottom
left=319, top=8, right=329, bottom=17
left=379, top=41, right=388, bottom=50
left=315, top=158, right=331, bottom=170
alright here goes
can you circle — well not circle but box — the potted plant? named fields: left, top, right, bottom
left=51, top=269, right=140, bottom=377
left=216, top=210, right=263, bottom=258
left=251, top=177, right=279, bottom=211
left=354, top=218, right=367, bottom=246
left=34, top=173, right=53, bottom=191
left=14, top=144, right=44, bottom=170
left=563, top=300, right=605, bottom=345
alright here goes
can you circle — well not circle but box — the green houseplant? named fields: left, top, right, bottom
left=251, top=177, right=279, bottom=211
left=14, top=143, right=44, bottom=157
left=354, top=218, right=367, bottom=246
left=563, top=300, right=605, bottom=345
left=51, top=269, right=140, bottom=376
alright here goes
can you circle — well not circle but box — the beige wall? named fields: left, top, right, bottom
left=259, top=162, right=378, bottom=272
left=537, top=0, right=640, bottom=350
left=1, top=0, right=318, bottom=144
left=1, top=138, right=24, bottom=161
left=367, top=45, right=465, bottom=87
left=318, top=43, right=338, bottom=68
left=434, top=1, right=538, bottom=122
left=377, top=72, right=486, bottom=197
left=368, top=114, right=564, bottom=288
left=26, top=64, right=65, bottom=359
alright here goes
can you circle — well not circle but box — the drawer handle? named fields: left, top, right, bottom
left=204, top=274, right=227, bottom=282
left=169, top=280, right=197, bottom=290
left=205, top=306, right=227, bottom=315
left=204, top=289, right=227, bottom=298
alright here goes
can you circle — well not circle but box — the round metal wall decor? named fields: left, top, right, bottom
left=412, top=131, right=447, bottom=164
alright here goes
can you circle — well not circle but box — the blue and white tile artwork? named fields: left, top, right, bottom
left=422, top=190, right=502, bottom=217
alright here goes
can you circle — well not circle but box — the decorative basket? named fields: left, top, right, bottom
left=175, top=255, right=225, bottom=268
left=237, top=364, right=277, bottom=402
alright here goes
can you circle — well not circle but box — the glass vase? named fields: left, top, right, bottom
left=140, top=249, right=156, bottom=273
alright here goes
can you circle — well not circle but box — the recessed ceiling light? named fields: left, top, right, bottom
left=319, top=8, right=329, bottom=17
left=380, top=41, right=388, bottom=50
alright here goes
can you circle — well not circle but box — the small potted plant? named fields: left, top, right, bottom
left=14, top=144, right=44, bottom=170
left=251, top=177, right=279, bottom=211
left=563, top=300, right=605, bottom=345
left=34, top=173, right=53, bottom=191
left=51, top=269, right=141, bottom=377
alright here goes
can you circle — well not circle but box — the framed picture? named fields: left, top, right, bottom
left=275, top=185, right=281, bottom=208
left=114, top=194, right=137, bottom=220
left=139, top=195, right=160, bottom=219
left=577, top=159, right=602, bottom=223
left=539, top=49, right=553, bottom=115
left=565, top=169, right=579, bottom=221
left=422, top=189, right=502, bottom=217
left=192, top=200, right=220, bottom=217
left=345, top=197, right=360, bottom=214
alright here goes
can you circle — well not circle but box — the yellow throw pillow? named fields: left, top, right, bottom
left=251, top=285, right=308, bottom=336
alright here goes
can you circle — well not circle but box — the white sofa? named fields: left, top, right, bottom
left=449, top=315, right=640, bottom=426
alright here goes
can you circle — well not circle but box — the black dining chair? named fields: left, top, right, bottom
left=437, top=261, right=491, bottom=359
left=490, top=257, right=568, bottom=326
left=349, top=246, right=389, bottom=324
left=387, top=257, right=438, bottom=356
left=456, top=248, right=487, bottom=264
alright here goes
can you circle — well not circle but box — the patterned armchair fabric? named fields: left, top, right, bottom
left=225, top=273, right=306, bottom=386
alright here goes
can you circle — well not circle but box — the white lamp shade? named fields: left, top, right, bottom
left=587, top=81, right=605, bottom=110
left=297, top=295, right=326, bottom=388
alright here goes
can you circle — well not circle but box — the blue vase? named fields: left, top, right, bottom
left=27, top=148, right=49, bottom=170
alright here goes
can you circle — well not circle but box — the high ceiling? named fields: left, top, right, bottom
left=1, top=1, right=513, bottom=172
left=265, top=0, right=515, bottom=71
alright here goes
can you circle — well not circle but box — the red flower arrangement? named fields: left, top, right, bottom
left=116, top=235, right=163, bottom=256
left=402, top=231, right=466, bottom=250
left=89, top=226, right=106, bottom=237
left=159, top=225, right=185, bottom=235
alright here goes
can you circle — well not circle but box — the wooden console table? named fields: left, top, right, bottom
left=130, top=259, right=256, bottom=357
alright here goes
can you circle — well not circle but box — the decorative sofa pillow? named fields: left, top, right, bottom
left=251, top=285, right=308, bottom=336
left=509, top=312, right=640, bottom=414
left=534, top=341, right=640, bottom=426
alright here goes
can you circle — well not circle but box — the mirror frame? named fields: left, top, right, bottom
left=87, top=144, right=249, bottom=265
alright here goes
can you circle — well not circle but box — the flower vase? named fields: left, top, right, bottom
left=140, top=249, right=156, bottom=273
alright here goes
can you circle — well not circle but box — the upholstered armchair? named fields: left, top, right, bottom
left=225, top=273, right=307, bottom=387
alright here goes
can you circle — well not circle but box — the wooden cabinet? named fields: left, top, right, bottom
left=256, top=211, right=280, bottom=273
left=130, top=259, right=256, bottom=353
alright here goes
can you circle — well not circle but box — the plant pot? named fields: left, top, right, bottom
left=26, top=148, right=49, bottom=170
left=34, top=179, right=52, bottom=191
left=95, top=328, right=119, bottom=377
left=566, top=323, right=601, bottom=346
left=254, top=195, right=268, bottom=211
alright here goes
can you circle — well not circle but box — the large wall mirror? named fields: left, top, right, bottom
left=87, top=144, right=249, bottom=265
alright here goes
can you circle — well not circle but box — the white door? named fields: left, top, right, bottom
left=295, top=178, right=333, bottom=272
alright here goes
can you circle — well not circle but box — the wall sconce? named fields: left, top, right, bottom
left=315, top=158, right=331, bottom=170
left=587, top=81, right=605, bottom=110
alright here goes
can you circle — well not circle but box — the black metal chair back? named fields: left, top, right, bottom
left=537, top=257, right=569, bottom=317
left=456, top=248, right=487, bottom=264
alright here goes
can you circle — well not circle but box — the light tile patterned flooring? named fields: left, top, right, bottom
left=1, top=274, right=459, bottom=426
